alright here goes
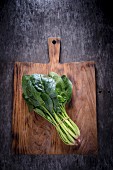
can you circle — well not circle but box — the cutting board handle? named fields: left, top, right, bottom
left=48, top=37, right=60, bottom=64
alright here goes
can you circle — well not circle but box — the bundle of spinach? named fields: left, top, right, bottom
left=22, top=72, right=80, bottom=146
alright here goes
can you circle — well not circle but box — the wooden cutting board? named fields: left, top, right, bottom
left=12, top=37, right=98, bottom=154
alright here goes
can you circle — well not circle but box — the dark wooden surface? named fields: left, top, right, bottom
left=12, top=38, right=97, bottom=154
left=0, top=0, right=113, bottom=169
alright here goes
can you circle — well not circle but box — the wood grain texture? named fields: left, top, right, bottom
left=12, top=38, right=97, bottom=154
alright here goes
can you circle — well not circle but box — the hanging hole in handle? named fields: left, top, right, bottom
left=52, top=40, right=56, bottom=44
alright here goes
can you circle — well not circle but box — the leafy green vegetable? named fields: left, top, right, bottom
left=22, top=72, right=80, bottom=146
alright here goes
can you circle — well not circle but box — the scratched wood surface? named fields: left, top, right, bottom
left=12, top=37, right=97, bottom=154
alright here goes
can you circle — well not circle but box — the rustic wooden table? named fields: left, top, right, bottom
left=0, top=0, right=113, bottom=170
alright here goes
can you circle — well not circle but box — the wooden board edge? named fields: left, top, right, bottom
left=62, top=60, right=96, bottom=65
left=94, top=64, right=99, bottom=155
left=14, top=60, right=96, bottom=65
left=12, top=63, right=18, bottom=153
